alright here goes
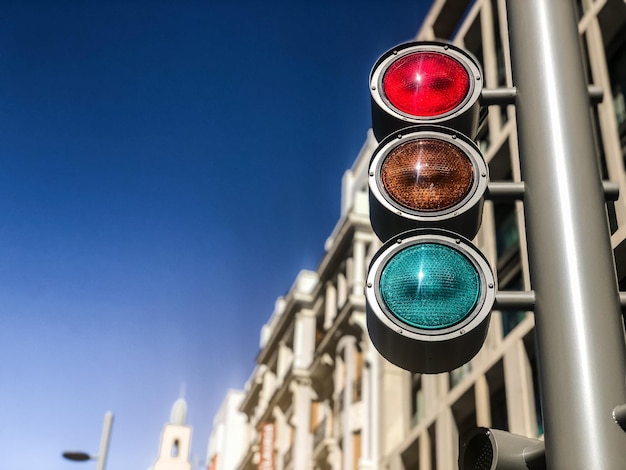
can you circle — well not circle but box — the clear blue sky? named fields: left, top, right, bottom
left=0, top=1, right=428, bottom=468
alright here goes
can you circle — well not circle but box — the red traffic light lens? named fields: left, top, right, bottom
left=382, top=52, right=471, bottom=117
left=381, top=138, right=474, bottom=212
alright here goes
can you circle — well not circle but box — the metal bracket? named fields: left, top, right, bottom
left=481, top=85, right=603, bottom=106
left=495, top=291, right=535, bottom=311
left=486, top=181, right=619, bottom=202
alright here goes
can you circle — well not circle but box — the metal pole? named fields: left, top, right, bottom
left=506, top=0, right=626, bottom=468
left=96, top=412, right=113, bottom=470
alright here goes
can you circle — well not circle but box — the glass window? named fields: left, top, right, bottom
left=494, top=202, right=520, bottom=260
left=463, top=13, right=484, bottom=68
left=476, top=119, right=491, bottom=154
left=486, top=360, right=509, bottom=430
left=578, top=32, right=610, bottom=179
left=501, top=272, right=526, bottom=336
left=524, top=331, right=545, bottom=437
left=490, top=385, right=509, bottom=430
left=490, top=0, right=510, bottom=127
left=434, top=0, right=476, bottom=40
left=450, top=363, right=472, bottom=388
left=452, top=386, right=477, bottom=439
left=608, top=28, right=626, bottom=160
left=411, top=374, right=425, bottom=426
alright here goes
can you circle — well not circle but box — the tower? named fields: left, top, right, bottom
left=152, top=398, right=193, bottom=470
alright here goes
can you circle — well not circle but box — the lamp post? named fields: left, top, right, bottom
left=63, top=411, right=114, bottom=470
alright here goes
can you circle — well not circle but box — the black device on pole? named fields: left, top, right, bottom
left=365, top=41, right=495, bottom=374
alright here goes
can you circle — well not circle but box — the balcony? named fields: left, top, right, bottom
left=236, top=443, right=258, bottom=470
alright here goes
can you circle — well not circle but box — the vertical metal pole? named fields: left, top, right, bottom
left=506, top=0, right=626, bottom=468
left=96, top=412, right=113, bottom=470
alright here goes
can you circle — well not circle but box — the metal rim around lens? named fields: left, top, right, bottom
left=365, top=229, right=495, bottom=340
left=370, top=41, right=483, bottom=124
left=368, top=125, right=488, bottom=222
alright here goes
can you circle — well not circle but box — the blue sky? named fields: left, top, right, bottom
left=0, top=1, right=427, bottom=468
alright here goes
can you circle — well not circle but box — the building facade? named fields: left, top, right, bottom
left=211, top=0, right=626, bottom=469
left=206, top=390, right=247, bottom=470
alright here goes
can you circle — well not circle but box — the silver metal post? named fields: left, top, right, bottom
left=96, top=412, right=113, bottom=470
left=506, top=0, right=626, bottom=468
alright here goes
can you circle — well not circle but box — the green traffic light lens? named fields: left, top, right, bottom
left=379, top=243, right=481, bottom=329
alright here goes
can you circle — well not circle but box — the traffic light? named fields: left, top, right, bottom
left=459, top=428, right=545, bottom=470
left=369, top=41, right=483, bottom=141
left=368, top=124, right=488, bottom=241
left=365, top=41, right=495, bottom=374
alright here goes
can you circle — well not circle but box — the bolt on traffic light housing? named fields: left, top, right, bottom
left=370, top=41, right=483, bottom=141
left=368, top=125, right=488, bottom=242
left=365, top=229, right=495, bottom=374
left=459, top=428, right=545, bottom=470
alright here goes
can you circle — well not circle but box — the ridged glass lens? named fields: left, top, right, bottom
left=382, top=51, right=470, bottom=117
left=381, top=138, right=474, bottom=212
left=379, top=243, right=481, bottom=329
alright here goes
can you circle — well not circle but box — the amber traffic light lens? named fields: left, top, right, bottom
left=381, top=139, right=474, bottom=212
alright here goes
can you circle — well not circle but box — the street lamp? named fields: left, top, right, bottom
left=63, top=411, right=114, bottom=470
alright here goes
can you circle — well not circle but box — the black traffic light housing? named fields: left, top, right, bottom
left=459, top=428, right=545, bottom=470
left=365, top=40, right=495, bottom=374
